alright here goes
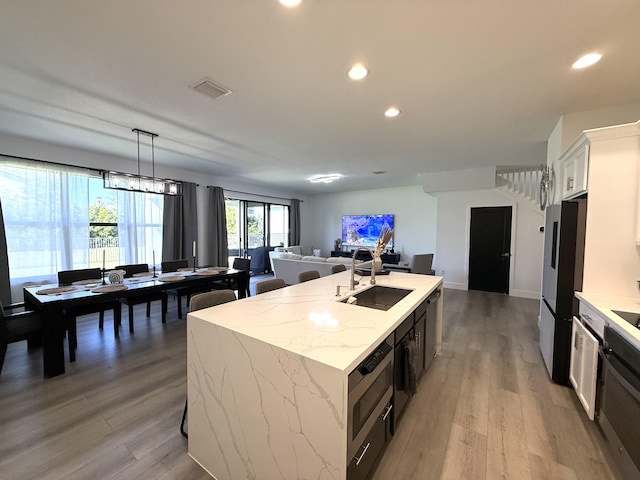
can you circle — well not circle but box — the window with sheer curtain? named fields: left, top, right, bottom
left=0, top=158, right=163, bottom=298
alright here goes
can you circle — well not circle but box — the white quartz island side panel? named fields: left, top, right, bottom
left=188, top=320, right=346, bottom=480
left=187, top=271, right=443, bottom=480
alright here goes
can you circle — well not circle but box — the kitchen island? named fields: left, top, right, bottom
left=187, top=270, right=443, bottom=480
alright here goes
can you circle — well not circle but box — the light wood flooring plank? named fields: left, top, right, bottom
left=486, top=388, right=531, bottom=480
left=439, top=423, right=488, bottom=480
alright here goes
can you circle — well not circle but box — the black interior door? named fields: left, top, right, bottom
left=468, top=206, right=512, bottom=294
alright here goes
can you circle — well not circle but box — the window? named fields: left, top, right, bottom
left=0, top=158, right=163, bottom=289
left=89, top=178, right=119, bottom=269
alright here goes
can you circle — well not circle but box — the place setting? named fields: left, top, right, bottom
left=35, top=286, right=77, bottom=296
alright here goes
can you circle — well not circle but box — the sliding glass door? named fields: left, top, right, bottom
left=225, top=199, right=243, bottom=262
left=245, top=202, right=265, bottom=253
left=269, top=205, right=288, bottom=248
left=225, top=198, right=290, bottom=267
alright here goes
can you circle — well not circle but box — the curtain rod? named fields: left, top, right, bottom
left=206, top=186, right=303, bottom=203
left=0, top=153, right=102, bottom=175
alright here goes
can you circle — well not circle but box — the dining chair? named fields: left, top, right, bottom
left=180, top=289, right=237, bottom=438
left=58, top=268, right=122, bottom=361
left=161, top=259, right=207, bottom=319
left=161, top=259, right=188, bottom=273
left=298, top=270, right=320, bottom=283
left=116, top=263, right=168, bottom=333
left=215, top=257, right=251, bottom=297
left=330, top=263, right=347, bottom=274
left=255, top=278, right=286, bottom=295
left=1, top=300, right=42, bottom=375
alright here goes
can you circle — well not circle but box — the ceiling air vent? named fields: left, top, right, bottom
left=190, top=77, right=232, bottom=100
left=373, top=170, right=388, bottom=175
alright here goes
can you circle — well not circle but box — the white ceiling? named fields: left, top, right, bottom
left=1, top=0, right=639, bottom=194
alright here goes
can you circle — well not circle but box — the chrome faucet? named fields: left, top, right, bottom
left=351, top=246, right=375, bottom=289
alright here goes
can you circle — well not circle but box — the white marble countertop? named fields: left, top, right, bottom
left=188, top=270, right=443, bottom=373
left=575, top=291, right=640, bottom=349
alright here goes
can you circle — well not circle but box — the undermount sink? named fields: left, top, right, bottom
left=340, top=285, right=413, bottom=311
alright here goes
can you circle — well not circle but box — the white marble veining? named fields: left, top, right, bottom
left=190, top=271, right=441, bottom=373
left=187, top=271, right=442, bottom=480
left=576, top=291, right=640, bottom=349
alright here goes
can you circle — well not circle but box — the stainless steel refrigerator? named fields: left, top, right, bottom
left=539, top=197, right=587, bottom=385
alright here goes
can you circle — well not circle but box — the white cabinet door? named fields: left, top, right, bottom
left=569, top=316, right=581, bottom=391
left=569, top=316, right=599, bottom=420
left=561, top=143, right=589, bottom=200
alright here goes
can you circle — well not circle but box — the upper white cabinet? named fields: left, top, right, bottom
left=560, top=141, right=589, bottom=200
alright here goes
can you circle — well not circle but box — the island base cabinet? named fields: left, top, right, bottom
left=347, top=401, right=391, bottom=480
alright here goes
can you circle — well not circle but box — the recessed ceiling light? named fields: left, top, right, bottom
left=279, top=0, right=301, bottom=7
left=572, top=53, right=602, bottom=69
left=348, top=64, right=368, bottom=80
left=307, top=174, right=343, bottom=184
left=384, top=107, right=400, bottom=118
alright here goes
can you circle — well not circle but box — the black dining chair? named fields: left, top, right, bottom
left=214, top=258, right=251, bottom=298
left=161, top=259, right=210, bottom=319
left=1, top=300, right=42, bottom=375
left=116, top=263, right=167, bottom=332
left=58, top=268, right=122, bottom=360
left=180, top=289, right=237, bottom=438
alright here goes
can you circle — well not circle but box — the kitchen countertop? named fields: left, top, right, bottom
left=186, top=270, right=443, bottom=480
left=575, top=291, right=640, bottom=349
left=189, top=270, right=443, bottom=373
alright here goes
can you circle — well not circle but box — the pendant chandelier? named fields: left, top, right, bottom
left=103, top=128, right=182, bottom=196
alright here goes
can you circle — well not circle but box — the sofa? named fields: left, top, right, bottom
left=271, top=253, right=369, bottom=285
left=268, top=246, right=314, bottom=271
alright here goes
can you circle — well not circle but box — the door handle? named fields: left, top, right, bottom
left=354, top=442, right=371, bottom=466
left=501, top=253, right=511, bottom=257
left=382, top=404, right=393, bottom=421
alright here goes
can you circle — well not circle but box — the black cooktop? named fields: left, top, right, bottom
left=612, top=310, right=640, bottom=329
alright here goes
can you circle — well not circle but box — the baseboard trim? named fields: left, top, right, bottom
left=510, top=289, right=540, bottom=299
left=443, top=281, right=466, bottom=290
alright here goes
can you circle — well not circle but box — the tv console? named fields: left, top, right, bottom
left=330, top=250, right=400, bottom=265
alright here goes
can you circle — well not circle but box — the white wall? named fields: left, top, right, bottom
left=310, top=185, right=437, bottom=263
left=435, top=188, right=544, bottom=299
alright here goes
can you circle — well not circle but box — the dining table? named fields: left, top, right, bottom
left=23, top=267, right=249, bottom=378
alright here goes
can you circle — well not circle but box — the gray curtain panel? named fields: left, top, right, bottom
left=181, top=182, right=198, bottom=267
left=289, top=198, right=301, bottom=246
left=0, top=200, right=10, bottom=304
left=162, top=194, right=182, bottom=262
left=162, top=182, right=198, bottom=267
left=207, top=186, right=229, bottom=267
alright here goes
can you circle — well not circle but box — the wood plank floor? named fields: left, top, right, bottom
left=373, top=289, right=624, bottom=480
left=0, top=287, right=624, bottom=479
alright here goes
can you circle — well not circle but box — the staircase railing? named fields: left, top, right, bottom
left=495, top=166, right=543, bottom=205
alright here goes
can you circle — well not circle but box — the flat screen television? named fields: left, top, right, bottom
left=341, top=214, right=394, bottom=247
